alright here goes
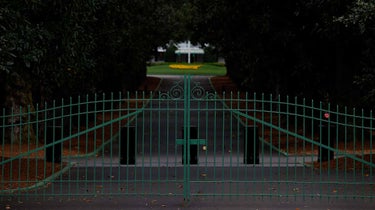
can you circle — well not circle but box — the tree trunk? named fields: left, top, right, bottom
left=2, top=73, right=36, bottom=144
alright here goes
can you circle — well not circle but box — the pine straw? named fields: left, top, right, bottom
left=0, top=158, right=67, bottom=190
left=310, top=154, right=375, bottom=172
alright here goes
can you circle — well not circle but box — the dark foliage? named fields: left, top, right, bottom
left=190, top=0, right=375, bottom=109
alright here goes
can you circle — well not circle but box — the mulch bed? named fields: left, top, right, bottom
left=310, top=154, right=375, bottom=172
left=0, top=158, right=66, bottom=190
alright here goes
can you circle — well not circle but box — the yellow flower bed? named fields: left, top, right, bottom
left=169, top=64, right=202, bottom=70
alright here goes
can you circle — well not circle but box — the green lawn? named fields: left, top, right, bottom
left=147, top=63, right=227, bottom=76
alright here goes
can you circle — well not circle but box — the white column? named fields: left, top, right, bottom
left=187, top=40, right=191, bottom=64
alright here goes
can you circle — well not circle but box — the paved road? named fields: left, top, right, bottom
left=2, top=196, right=375, bottom=210
left=2, top=76, right=374, bottom=210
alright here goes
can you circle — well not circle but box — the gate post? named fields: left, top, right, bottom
left=182, top=126, right=198, bottom=164
left=46, top=126, right=62, bottom=163
left=318, top=124, right=335, bottom=162
left=244, top=126, right=259, bottom=164
left=120, top=126, right=136, bottom=165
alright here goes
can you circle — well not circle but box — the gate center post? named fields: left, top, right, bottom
left=183, top=75, right=191, bottom=202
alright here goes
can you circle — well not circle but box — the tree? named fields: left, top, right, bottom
left=190, top=0, right=373, bottom=107
left=0, top=0, right=186, bottom=105
left=0, top=0, right=99, bottom=143
left=336, top=0, right=375, bottom=109
left=93, top=0, right=185, bottom=92
left=1, top=0, right=188, bottom=143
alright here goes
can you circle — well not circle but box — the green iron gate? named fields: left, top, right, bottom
left=1, top=75, right=374, bottom=203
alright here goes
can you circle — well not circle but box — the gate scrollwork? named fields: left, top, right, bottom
left=159, top=79, right=215, bottom=100
left=159, top=80, right=184, bottom=99
left=191, top=82, right=215, bottom=100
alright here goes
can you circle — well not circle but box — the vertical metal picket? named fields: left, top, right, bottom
left=2, top=75, right=375, bottom=203
left=183, top=75, right=191, bottom=202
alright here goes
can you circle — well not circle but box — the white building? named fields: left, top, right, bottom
left=151, top=41, right=207, bottom=63
left=175, top=41, right=204, bottom=63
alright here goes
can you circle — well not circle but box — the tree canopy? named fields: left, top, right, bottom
left=1, top=0, right=375, bottom=110
left=0, top=0, right=185, bottom=106
left=190, top=0, right=375, bottom=109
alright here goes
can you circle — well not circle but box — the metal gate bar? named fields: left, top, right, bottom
left=0, top=76, right=374, bottom=202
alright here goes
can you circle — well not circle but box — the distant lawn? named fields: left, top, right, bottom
left=147, top=63, right=227, bottom=76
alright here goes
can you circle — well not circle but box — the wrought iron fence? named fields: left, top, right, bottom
left=0, top=76, right=374, bottom=202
